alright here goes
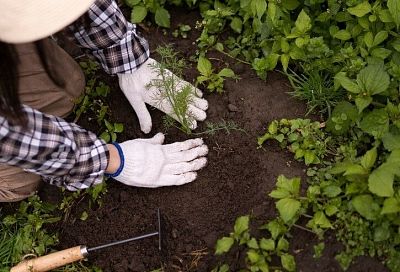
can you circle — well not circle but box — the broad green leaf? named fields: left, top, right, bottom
left=348, top=1, right=371, bottom=17
left=125, top=0, right=141, bottom=8
left=281, top=254, right=296, bottom=272
left=355, top=96, right=372, bottom=113
left=304, top=150, right=316, bottom=165
left=260, top=238, right=275, bottom=251
left=247, top=238, right=259, bottom=249
left=269, top=189, right=291, bottom=199
left=277, top=237, right=289, bottom=251
left=388, top=0, right=400, bottom=27
left=356, top=64, right=390, bottom=95
left=381, top=197, right=400, bottom=214
left=218, top=68, right=235, bottom=78
left=364, top=32, right=374, bottom=48
left=325, top=204, right=339, bottom=216
left=281, top=54, right=290, bottom=72
left=99, top=131, right=110, bottom=143
left=234, top=215, right=249, bottom=235
left=371, top=48, right=392, bottom=59
left=114, top=123, right=124, bottom=133
left=295, top=10, right=311, bottom=33
left=313, top=211, right=332, bottom=228
left=383, top=131, right=400, bottom=151
left=344, top=164, right=368, bottom=176
left=230, top=17, right=243, bottom=33
left=215, top=237, right=234, bottom=254
left=266, top=220, right=286, bottom=239
left=131, top=5, right=147, bottom=23
left=360, top=108, right=389, bottom=138
left=281, top=0, right=299, bottom=10
left=197, top=57, right=212, bottom=76
left=351, top=194, right=380, bottom=220
left=369, top=165, right=395, bottom=197
left=334, top=30, right=352, bottom=41
left=373, top=31, right=388, bottom=47
left=251, top=0, right=267, bottom=19
left=276, top=175, right=301, bottom=195
left=247, top=250, right=260, bottom=263
left=334, top=72, right=360, bottom=93
left=323, top=185, right=341, bottom=198
left=276, top=198, right=301, bottom=222
left=155, top=8, right=170, bottom=28
left=361, top=147, right=377, bottom=169
left=379, top=9, right=394, bottom=23
left=374, top=224, right=390, bottom=242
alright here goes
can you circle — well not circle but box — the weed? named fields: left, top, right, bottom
left=196, top=56, right=238, bottom=93
left=172, top=24, right=191, bottom=39
left=286, top=68, right=345, bottom=118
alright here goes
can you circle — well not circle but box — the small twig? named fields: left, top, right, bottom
left=293, top=223, right=316, bottom=234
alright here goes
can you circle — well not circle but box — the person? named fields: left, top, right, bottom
left=0, top=0, right=209, bottom=202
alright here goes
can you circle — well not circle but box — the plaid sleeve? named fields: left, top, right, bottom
left=0, top=106, right=109, bottom=191
left=71, top=0, right=150, bottom=74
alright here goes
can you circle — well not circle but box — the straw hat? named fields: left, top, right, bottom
left=0, top=0, right=95, bottom=43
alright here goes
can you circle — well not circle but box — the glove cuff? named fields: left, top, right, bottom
left=104, top=142, right=125, bottom=178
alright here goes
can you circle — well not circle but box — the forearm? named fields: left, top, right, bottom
left=105, top=144, right=121, bottom=174
left=0, top=105, right=109, bottom=190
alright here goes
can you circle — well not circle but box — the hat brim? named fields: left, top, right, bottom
left=0, top=0, right=95, bottom=44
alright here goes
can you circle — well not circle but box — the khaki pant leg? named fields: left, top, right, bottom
left=0, top=39, right=86, bottom=202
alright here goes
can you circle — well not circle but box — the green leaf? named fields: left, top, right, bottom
left=323, top=185, right=341, bottom=198
left=347, top=1, right=371, bottom=17
left=351, top=194, right=380, bottom=220
left=281, top=254, right=296, bottom=272
left=260, top=238, right=275, bottom=251
left=357, top=64, right=390, bottom=95
left=276, top=175, right=301, bottom=195
left=282, top=0, right=299, bottom=10
left=269, top=189, right=291, bottom=199
left=251, top=0, right=267, bottom=19
left=218, top=68, right=235, bottom=78
left=230, top=17, right=243, bottom=33
left=364, top=32, right=374, bottom=48
left=276, top=198, right=301, bottom=223
left=383, top=131, right=400, bottom=151
left=374, top=224, right=390, bottom=242
left=114, top=123, right=124, bottom=133
left=125, top=0, right=141, bottom=7
left=360, top=108, right=389, bottom=138
left=277, top=237, right=289, bottom=251
left=266, top=220, right=286, bottom=239
left=295, top=10, right=311, bottom=33
left=373, top=31, right=388, bottom=47
left=334, top=30, right=352, bottom=41
left=197, top=57, right=212, bottom=76
left=99, top=131, right=110, bottom=143
left=247, top=250, right=260, bottom=263
left=215, top=237, right=234, bottom=255
left=234, top=215, right=249, bottom=235
left=334, top=72, right=360, bottom=93
left=388, top=0, right=400, bottom=27
left=281, top=54, right=290, bottom=72
left=247, top=238, right=259, bottom=249
left=313, top=211, right=332, bottom=228
left=361, top=147, right=377, bottom=170
left=80, top=211, right=88, bottom=221
left=344, top=164, right=368, bottom=176
left=155, top=8, right=170, bottom=28
left=371, top=48, right=392, bottom=59
left=381, top=197, right=400, bottom=214
left=355, top=96, right=372, bottom=113
left=369, top=164, right=395, bottom=197
left=131, top=5, right=147, bottom=23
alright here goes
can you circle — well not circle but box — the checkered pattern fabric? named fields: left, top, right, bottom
left=0, top=106, right=109, bottom=190
left=71, top=0, right=150, bottom=74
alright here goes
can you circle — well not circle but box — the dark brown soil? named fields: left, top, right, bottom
left=23, top=7, right=388, bottom=272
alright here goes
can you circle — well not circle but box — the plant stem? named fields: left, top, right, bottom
left=219, top=50, right=251, bottom=65
left=293, top=223, right=316, bottom=234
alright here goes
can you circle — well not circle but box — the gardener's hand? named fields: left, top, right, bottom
left=105, top=133, right=208, bottom=188
left=118, top=58, right=208, bottom=134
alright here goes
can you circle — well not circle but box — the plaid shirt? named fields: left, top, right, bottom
left=0, top=0, right=149, bottom=190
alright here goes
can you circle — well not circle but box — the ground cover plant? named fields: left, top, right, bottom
left=2, top=0, right=400, bottom=271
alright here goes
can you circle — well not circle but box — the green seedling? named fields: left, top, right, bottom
left=100, top=120, right=124, bottom=143
left=147, top=45, right=195, bottom=134
left=196, top=56, right=237, bottom=93
left=172, top=24, right=191, bottom=39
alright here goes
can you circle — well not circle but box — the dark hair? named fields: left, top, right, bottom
left=0, top=39, right=65, bottom=127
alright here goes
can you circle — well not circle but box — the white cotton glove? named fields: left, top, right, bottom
left=109, top=133, right=208, bottom=188
left=118, top=58, right=209, bottom=134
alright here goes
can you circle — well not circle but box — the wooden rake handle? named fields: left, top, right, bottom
left=10, top=245, right=87, bottom=272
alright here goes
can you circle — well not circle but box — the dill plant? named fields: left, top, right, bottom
left=147, top=45, right=195, bottom=134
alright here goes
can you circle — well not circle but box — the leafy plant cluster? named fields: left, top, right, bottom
left=75, top=60, right=124, bottom=143
left=0, top=196, right=59, bottom=271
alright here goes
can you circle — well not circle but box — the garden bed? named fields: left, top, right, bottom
left=33, top=7, right=391, bottom=272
